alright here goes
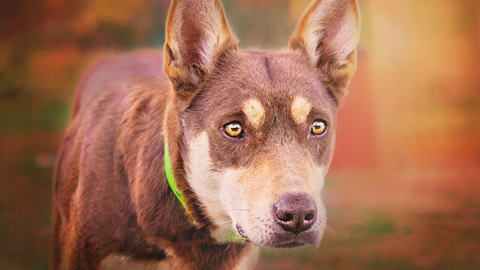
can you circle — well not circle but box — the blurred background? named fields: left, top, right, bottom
left=1, top=0, right=479, bottom=269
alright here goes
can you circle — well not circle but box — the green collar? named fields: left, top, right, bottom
left=164, top=140, right=187, bottom=208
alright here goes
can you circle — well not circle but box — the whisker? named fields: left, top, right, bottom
left=325, top=225, right=339, bottom=241
left=249, top=233, right=260, bottom=244
left=230, top=199, right=254, bottom=207
left=326, top=221, right=341, bottom=240
left=216, top=220, right=232, bottom=226
left=239, top=246, right=248, bottom=255
left=262, top=246, right=274, bottom=258
left=327, top=220, right=341, bottom=233
left=224, top=245, right=231, bottom=252
left=244, top=226, right=259, bottom=234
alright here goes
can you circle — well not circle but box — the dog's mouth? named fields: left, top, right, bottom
left=236, top=225, right=248, bottom=238
left=264, top=232, right=318, bottom=248
left=235, top=223, right=319, bottom=248
left=274, top=241, right=305, bottom=248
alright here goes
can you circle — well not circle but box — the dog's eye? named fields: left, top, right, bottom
left=224, top=122, right=243, bottom=138
left=311, top=120, right=327, bottom=136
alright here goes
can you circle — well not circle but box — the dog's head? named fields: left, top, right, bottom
left=162, top=0, right=360, bottom=248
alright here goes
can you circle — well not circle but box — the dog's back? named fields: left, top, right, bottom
left=71, top=51, right=166, bottom=119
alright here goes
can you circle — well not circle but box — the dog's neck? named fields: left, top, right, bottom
left=164, top=140, right=188, bottom=210
left=164, top=139, right=247, bottom=242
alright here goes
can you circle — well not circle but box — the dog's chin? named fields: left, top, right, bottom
left=274, top=241, right=306, bottom=248
left=242, top=229, right=320, bottom=248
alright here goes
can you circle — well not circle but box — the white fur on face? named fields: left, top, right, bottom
left=220, top=160, right=328, bottom=247
left=186, top=131, right=329, bottom=246
left=185, top=132, right=233, bottom=240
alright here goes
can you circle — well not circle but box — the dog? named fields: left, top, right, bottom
left=50, top=0, right=360, bottom=269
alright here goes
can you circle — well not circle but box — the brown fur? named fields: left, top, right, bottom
left=51, top=0, right=360, bottom=269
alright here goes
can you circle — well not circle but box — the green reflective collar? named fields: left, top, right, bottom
left=164, top=140, right=187, bottom=208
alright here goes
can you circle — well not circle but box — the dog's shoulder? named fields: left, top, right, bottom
left=55, top=50, right=172, bottom=226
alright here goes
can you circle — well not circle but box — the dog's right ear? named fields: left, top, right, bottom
left=289, top=0, right=360, bottom=102
left=163, top=0, right=238, bottom=101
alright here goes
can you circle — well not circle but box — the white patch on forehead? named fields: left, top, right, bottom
left=291, top=96, right=312, bottom=124
left=242, top=99, right=265, bottom=128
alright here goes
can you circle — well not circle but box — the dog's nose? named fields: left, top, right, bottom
left=274, top=193, right=317, bottom=235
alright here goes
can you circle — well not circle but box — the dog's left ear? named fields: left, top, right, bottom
left=163, top=0, right=238, bottom=102
left=289, top=0, right=360, bottom=102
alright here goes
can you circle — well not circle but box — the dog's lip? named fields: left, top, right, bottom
left=236, top=225, right=248, bottom=238
left=259, top=228, right=319, bottom=247
left=274, top=241, right=305, bottom=248
left=263, top=237, right=314, bottom=248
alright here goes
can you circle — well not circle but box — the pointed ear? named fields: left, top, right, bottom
left=163, top=0, right=238, bottom=101
left=289, top=0, right=360, bottom=101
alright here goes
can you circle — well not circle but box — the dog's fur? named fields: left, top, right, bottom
left=50, top=0, right=360, bottom=269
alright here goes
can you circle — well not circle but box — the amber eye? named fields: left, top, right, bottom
left=311, top=120, right=327, bottom=136
left=224, top=122, right=243, bottom=138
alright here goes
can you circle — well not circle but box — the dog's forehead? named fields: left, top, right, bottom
left=199, top=51, right=335, bottom=121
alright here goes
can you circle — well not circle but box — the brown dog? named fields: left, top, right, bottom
left=51, top=0, right=360, bottom=269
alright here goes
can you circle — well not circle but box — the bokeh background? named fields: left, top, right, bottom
left=1, top=0, right=480, bottom=269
